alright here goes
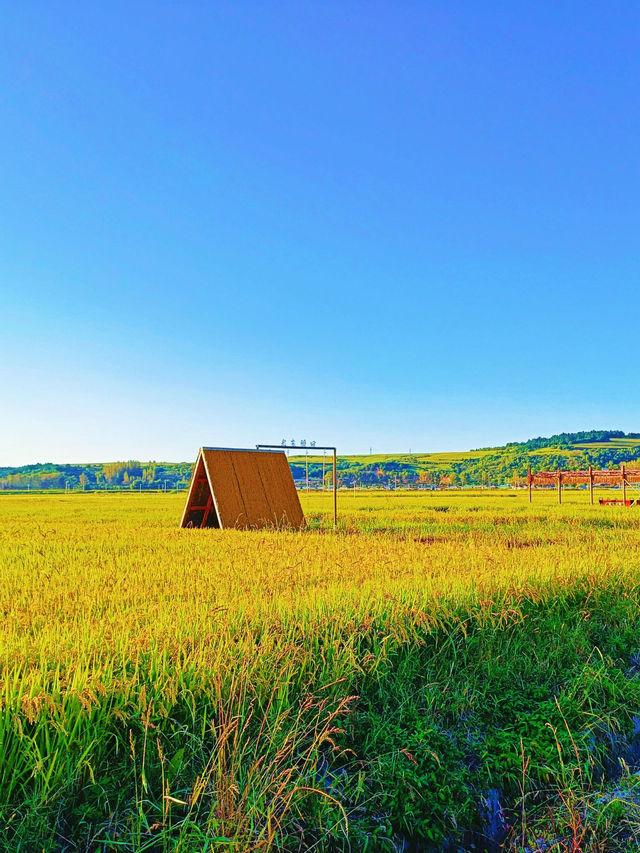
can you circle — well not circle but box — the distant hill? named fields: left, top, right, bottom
left=290, top=430, right=640, bottom=487
left=3, top=430, right=640, bottom=490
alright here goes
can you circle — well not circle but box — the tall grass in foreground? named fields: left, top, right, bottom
left=1, top=491, right=640, bottom=850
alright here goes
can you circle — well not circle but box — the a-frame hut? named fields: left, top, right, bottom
left=180, top=447, right=305, bottom=530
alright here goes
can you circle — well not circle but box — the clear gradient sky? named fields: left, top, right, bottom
left=2, top=2, right=639, bottom=465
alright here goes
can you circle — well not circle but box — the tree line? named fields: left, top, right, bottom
left=2, top=432, right=640, bottom=490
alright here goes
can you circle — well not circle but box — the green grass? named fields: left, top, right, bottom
left=289, top=448, right=498, bottom=467
left=575, top=438, right=640, bottom=450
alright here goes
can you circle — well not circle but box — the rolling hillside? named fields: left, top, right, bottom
left=3, top=430, right=640, bottom=491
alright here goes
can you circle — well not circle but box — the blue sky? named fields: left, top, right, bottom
left=2, top=2, right=639, bottom=464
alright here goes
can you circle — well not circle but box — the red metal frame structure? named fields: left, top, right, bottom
left=257, top=444, right=337, bottom=527
left=526, top=464, right=640, bottom=504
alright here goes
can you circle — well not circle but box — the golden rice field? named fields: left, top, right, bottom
left=2, top=489, right=640, bottom=851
